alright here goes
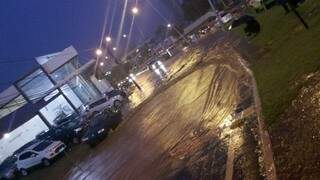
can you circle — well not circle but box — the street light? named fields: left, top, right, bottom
left=96, top=49, right=103, bottom=56
left=105, top=56, right=109, bottom=60
left=167, top=23, right=172, bottom=28
left=113, top=47, right=117, bottom=51
left=123, top=34, right=127, bottom=38
left=106, top=36, right=112, bottom=42
left=132, top=7, right=139, bottom=15
left=100, top=62, right=104, bottom=66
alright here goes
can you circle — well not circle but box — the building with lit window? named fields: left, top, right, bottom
left=0, top=46, right=112, bottom=162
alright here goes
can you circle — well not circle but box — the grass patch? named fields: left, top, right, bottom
left=233, top=0, right=320, bottom=125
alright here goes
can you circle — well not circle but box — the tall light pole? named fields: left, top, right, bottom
left=208, top=0, right=225, bottom=31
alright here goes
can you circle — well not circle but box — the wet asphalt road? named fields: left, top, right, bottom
left=65, top=56, right=239, bottom=179
left=22, top=34, right=244, bottom=180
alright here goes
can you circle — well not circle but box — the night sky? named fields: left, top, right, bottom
left=0, top=0, right=179, bottom=91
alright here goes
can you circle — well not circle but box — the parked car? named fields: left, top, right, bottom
left=15, top=140, right=66, bottom=176
left=0, top=156, right=17, bottom=179
left=36, top=113, right=88, bottom=144
left=81, top=111, right=122, bottom=147
left=84, top=91, right=125, bottom=118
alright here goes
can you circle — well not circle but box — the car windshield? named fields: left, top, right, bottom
left=55, top=113, right=78, bottom=125
left=90, top=114, right=104, bottom=127
left=14, top=140, right=38, bottom=155
left=106, top=90, right=120, bottom=98
left=33, top=141, right=53, bottom=151
left=89, top=98, right=107, bottom=109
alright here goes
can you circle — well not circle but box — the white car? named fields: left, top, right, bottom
left=85, top=90, right=125, bottom=117
left=15, top=140, right=66, bottom=176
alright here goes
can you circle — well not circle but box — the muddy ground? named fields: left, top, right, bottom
left=271, top=72, right=320, bottom=180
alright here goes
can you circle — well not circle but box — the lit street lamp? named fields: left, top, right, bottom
left=113, top=47, right=117, bottom=51
left=167, top=23, right=172, bottom=28
left=123, top=34, right=127, bottom=38
left=100, top=62, right=104, bottom=66
left=132, top=7, right=139, bottom=15
left=106, top=36, right=112, bottom=42
left=96, top=49, right=103, bottom=56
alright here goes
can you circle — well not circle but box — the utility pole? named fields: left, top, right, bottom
left=208, top=0, right=225, bottom=31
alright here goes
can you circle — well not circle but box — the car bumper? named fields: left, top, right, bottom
left=48, top=144, right=67, bottom=159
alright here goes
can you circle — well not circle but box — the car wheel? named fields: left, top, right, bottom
left=42, top=158, right=51, bottom=167
left=89, top=143, right=96, bottom=148
left=92, top=111, right=99, bottom=116
left=72, top=137, right=80, bottom=144
left=20, top=169, right=28, bottom=176
left=113, top=100, right=122, bottom=109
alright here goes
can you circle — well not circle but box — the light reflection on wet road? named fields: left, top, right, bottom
left=64, top=55, right=239, bottom=179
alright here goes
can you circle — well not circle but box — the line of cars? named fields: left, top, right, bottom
left=0, top=90, right=126, bottom=179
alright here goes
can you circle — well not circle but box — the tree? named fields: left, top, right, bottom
left=109, top=63, right=132, bottom=84
left=155, top=25, right=167, bottom=41
left=181, top=0, right=226, bottom=21
left=170, top=24, right=184, bottom=38
left=181, top=0, right=211, bottom=21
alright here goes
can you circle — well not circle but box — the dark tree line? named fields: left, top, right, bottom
left=181, top=0, right=228, bottom=21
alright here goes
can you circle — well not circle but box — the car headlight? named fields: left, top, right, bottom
left=98, top=129, right=105, bottom=134
left=74, top=127, right=82, bottom=133
left=159, top=64, right=166, bottom=72
left=155, top=69, right=161, bottom=75
left=151, top=64, right=156, bottom=69
left=82, top=137, right=89, bottom=142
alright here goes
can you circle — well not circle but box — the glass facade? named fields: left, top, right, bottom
left=0, top=95, right=27, bottom=119
left=50, top=60, right=77, bottom=83
left=39, top=95, right=75, bottom=125
left=64, top=76, right=100, bottom=104
left=60, top=84, right=82, bottom=109
left=49, top=59, right=100, bottom=105
left=16, top=69, right=55, bottom=103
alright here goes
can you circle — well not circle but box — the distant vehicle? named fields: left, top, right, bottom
left=82, top=111, right=122, bottom=147
left=149, top=61, right=167, bottom=79
left=84, top=91, right=125, bottom=117
left=218, top=11, right=233, bottom=24
left=199, top=26, right=211, bottom=35
left=36, top=113, right=88, bottom=144
left=15, top=140, right=66, bottom=176
left=0, top=156, right=17, bottom=179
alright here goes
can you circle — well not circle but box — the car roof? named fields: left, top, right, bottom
left=15, top=140, right=52, bottom=155
left=88, top=97, right=106, bottom=105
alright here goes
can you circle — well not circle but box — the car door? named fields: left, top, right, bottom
left=18, top=151, right=39, bottom=169
left=29, top=152, right=42, bottom=166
